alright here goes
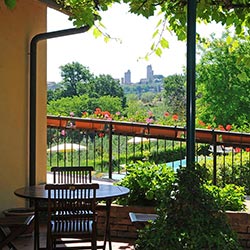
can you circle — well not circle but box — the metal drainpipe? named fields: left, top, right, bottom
left=30, top=26, right=90, bottom=186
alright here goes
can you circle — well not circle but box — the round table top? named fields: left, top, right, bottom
left=14, top=183, right=130, bottom=201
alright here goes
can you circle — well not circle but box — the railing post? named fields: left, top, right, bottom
left=212, top=130, right=217, bottom=185
left=108, top=123, right=113, bottom=179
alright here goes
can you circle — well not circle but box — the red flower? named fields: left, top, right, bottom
left=218, top=125, right=225, bottom=131
left=94, top=108, right=102, bottom=115
left=172, top=114, right=178, bottom=121
left=164, top=112, right=170, bottom=117
left=98, top=133, right=105, bottom=138
left=82, top=111, right=88, bottom=116
left=198, top=120, right=206, bottom=127
left=225, top=124, right=232, bottom=131
left=234, top=147, right=241, bottom=153
left=246, top=148, right=250, bottom=152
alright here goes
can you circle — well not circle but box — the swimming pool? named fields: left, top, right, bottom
left=166, top=156, right=210, bottom=172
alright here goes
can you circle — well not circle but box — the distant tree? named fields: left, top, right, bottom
left=196, top=36, right=250, bottom=128
left=47, top=94, right=123, bottom=118
left=47, top=94, right=90, bottom=117
left=89, top=74, right=126, bottom=107
left=86, top=95, right=123, bottom=115
left=163, top=74, right=186, bottom=118
left=59, top=62, right=94, bottom=97
left=141, top=92, right=156, bottom=104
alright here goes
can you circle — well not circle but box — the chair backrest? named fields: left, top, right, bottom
left=51, top=166, right=94, bottom=184
left=45, top=183, right=99, bottom=234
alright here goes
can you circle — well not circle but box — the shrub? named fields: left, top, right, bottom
left=204, top=151, right=250, bottom=194
left=115, top=161, right=175, bottom=206
left=205, top=183, right=246, bottom=211
left=135, top=164, right=242, bottom=250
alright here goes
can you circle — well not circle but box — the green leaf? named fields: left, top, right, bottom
left=152, top=29, right=159, bottom=39
left=155, top=47, right=162, bottom=57
left=104, top=36, right=110, bottom=43
left=93, top=27, right=102, bottom=38
left=237, top=71, right=248, bottom=81
left=226, top=36, right=233, bottom=45
left=160, top=37, right=169, bottom=49
left=5, top=0, right=16, bottom=9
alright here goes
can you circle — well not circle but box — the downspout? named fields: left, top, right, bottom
left=30, top=26, right=90, bottom=186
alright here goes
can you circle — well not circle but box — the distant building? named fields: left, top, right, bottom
left=139, top=78, right=148, bottom=84
left=47, top=81, right=58, bottom=90
left=146, top=65, right=154, bottom=83
left=124, top=70, right=131, bottom=84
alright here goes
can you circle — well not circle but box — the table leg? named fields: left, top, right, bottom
left=34, top=200, right=40, bottom=250
left=103, top=199, right=112, bottom=250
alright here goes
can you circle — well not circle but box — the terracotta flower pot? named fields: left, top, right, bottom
left=222, top=133, right=250, bottom=145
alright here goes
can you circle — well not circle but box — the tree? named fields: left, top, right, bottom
left=59, top=62, right=94, bottom=97
left=47, top=94, right=123, bottom=117
left=47, top=94, right=90, bottom=117
left=86, top=95, right=123, bottom=115
left=90, top=74, right=126, bottom=107
left=196, top=36, right=250, bottom=128
left=163, top=74, right=186, bottom=118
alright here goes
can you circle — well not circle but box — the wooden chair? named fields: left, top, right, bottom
left=45, top=183, right=99, bottom=250
left=51, top=166, right=108, bottom=248
left=0, top=215, right=34, bottom=249
left=51, top=166, right=94, bottom=184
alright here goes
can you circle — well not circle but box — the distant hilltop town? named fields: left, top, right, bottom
left=47, top=64, right=165, bottom=91
left=121, top=65, right=164, bottom=85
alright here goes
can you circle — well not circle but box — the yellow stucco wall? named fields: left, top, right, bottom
left=0, top=1, right=47, bottom=211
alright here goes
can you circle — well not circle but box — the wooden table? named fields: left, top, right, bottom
left=15, top=183, right=129, bottom=250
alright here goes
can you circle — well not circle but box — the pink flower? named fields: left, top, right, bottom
left=164, top=112, right=170, bottom=117
left=146, top=118, right=154, bottom=124
left=148, top=111, right=153, bottom=117
left=116, top=111, right=121, bottom=116
left=70, top=112, right=74, bottom=117
left=61, top=130, right=66, bottom=136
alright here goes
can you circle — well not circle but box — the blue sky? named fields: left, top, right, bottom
left=47, top=4, right=222, bottom=83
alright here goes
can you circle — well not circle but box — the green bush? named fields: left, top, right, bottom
left=204, top=151, right=250, bottom=194
left=205, top=183, right=246, bottom=211
left=115, top=161, right=175, bottom=206
left=135, top=165, right=242, bottom=250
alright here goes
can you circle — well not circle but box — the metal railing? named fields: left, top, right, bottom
left=47, top=115, right=250, bottom=188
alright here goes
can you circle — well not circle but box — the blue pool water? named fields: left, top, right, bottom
left=166, top=159, right=187, bottom=172
left=166, top=156, right=210, bottom=172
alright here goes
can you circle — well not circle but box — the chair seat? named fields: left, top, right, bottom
left=51, top=219, right=94, bottom=234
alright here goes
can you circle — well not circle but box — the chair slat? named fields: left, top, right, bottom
left=51, top=166, right=94, bottom=184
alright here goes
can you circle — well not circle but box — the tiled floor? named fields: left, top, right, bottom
left=6, top=224, right=135, bottom=250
